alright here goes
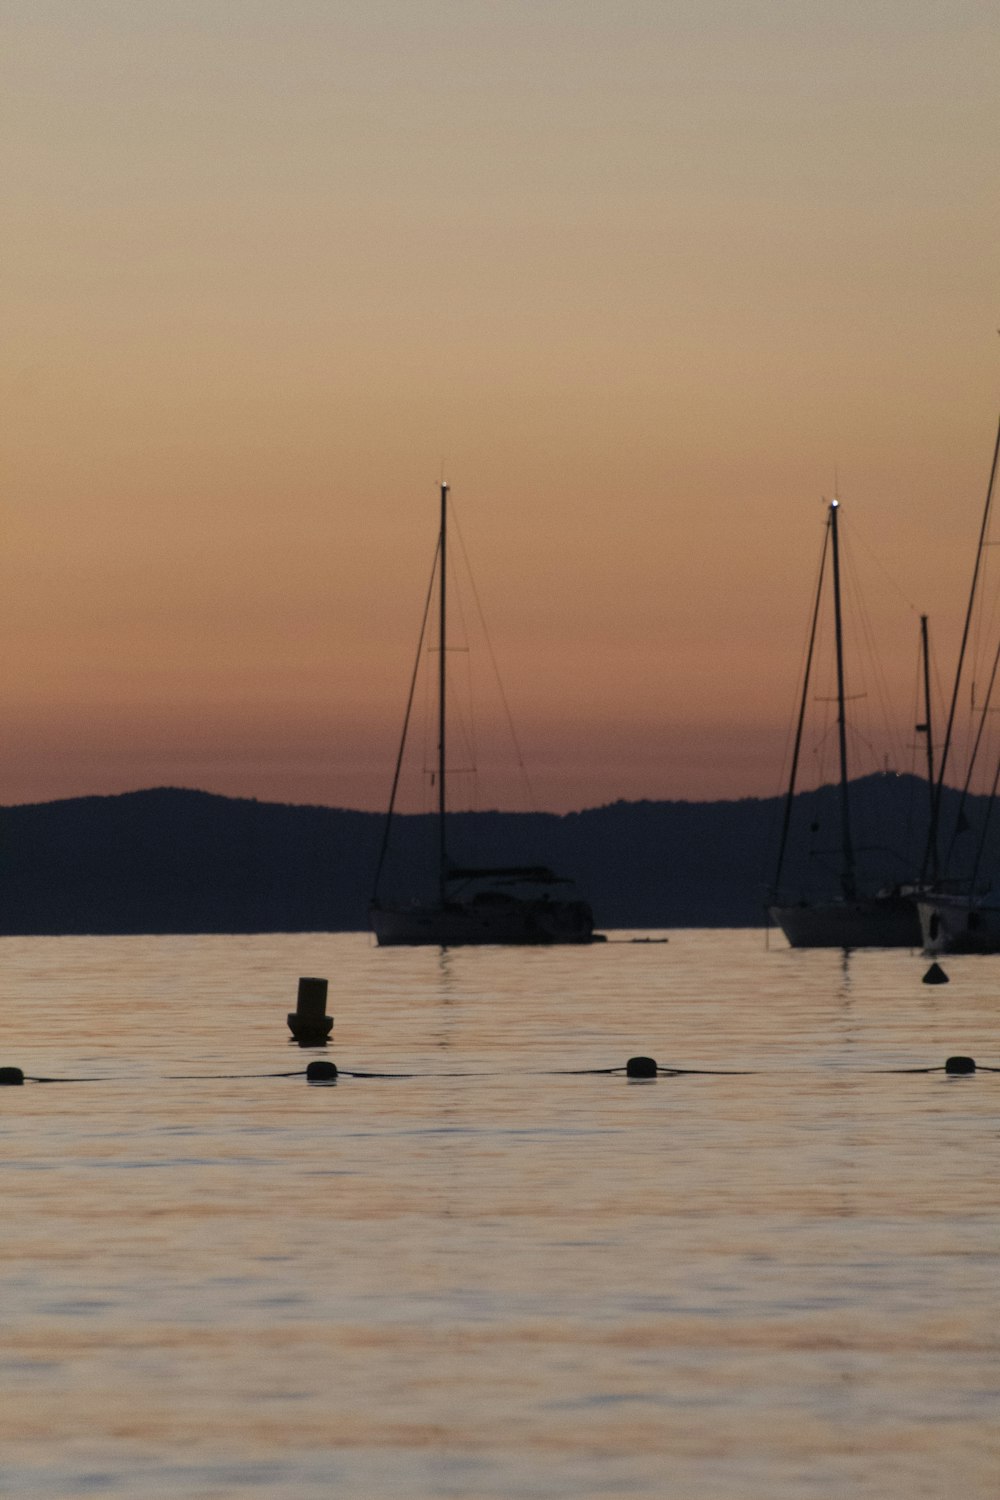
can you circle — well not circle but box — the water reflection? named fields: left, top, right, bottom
left=0, top=930, right=995, bottom=1500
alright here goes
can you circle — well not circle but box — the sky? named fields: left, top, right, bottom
left=2, top=0, right=998, bottom=812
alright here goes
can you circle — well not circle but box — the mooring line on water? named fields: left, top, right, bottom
left=878, top=1064, right=1000, bottom=1074
left=541, top=1066, right=756, bottom=1076
left=163, top=1069, right=417, bottom=1081
left=641, top=1066, right=756, bottom=1076
left=26, top=1075, right=115, bottom=1084
left=2, top=1064, right=755, bottom=1084
left=2, top=1058, right=996, bottom=1086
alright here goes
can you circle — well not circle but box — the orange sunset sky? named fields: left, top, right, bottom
left=3, top=2, right=998, bottom=813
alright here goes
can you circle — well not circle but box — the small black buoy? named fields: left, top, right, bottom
left=922, top=962, right=949, bottom=985
left=305, top=1059, right=338, bottom=1082
left=944, top=1055, right=976, bottom=1075
left=0, top=1067, right=25, bottom=1086
left=288, top=976, right=334, bottom=1045
left=625, top=1055, right=658, bottom=1079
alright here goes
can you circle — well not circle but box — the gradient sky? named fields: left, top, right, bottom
left=2, top=1, right=998, bottom=812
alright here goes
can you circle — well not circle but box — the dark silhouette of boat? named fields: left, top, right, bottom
left=917, top=414, right=1000, bottom=952
left=769, top=498, right=921, bottom=948
left=370, top=483, right=600, bottom=946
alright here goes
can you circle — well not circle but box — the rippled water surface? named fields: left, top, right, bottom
left=0, top=930, right=997, bottom=1498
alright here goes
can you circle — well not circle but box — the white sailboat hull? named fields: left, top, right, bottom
left=770, top=895, right=921, bottom=949
left=371, top=896, right=599, bottom=947
left=917, top=894, right=1000, bottom=954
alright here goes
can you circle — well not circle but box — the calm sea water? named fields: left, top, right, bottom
left=0, top=930, right=996, bottom=1499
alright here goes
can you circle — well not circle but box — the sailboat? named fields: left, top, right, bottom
left=916, top=415, right=1000, bottom=953
left=370, top=483, right=600, bottom=946
left=918, top=887, right=1000, bottom=953
left=769, top=498, right=922, bottom=948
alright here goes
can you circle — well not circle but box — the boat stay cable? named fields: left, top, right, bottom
left=451, top=505, right=539, bottom=815
left=944, top=626, right=1000, bottom=871
left=922, top=414, right=1000, bottom=882
left=371, top=534, right=441, bottom=904
left=968, top=750, right=1000, bottom=893
left=770, top=511, right=830, bottom=900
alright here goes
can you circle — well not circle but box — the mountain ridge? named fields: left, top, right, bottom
left=0, top=773, right=984, bottom=935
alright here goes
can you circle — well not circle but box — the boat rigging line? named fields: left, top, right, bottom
left=922, top=414, right=1000, bottom=882
left=770, top=510, right=830, bottom=900
left=371, top=531, right=441, bottom=905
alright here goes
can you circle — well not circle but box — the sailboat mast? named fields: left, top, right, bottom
left=922, top=414, right=1000, bottom=881
left=919, top=613, right=938, bottom=879
left=437, top=481, right=449, bottom=904
left=920, top=615, right=935, bottom=785
left=830, top=499, right=857, bottom=899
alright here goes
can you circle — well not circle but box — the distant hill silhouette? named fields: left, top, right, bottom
left=0, top=773, right=991, bottom=935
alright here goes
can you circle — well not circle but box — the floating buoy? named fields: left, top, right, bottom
left=625, top=1055, right=658, bottom=1079
left=0, top=1067, right=25, bottom=1086
left=287, top=976, right=334, bottom=1045
left=944, top=1055, right=976, bottom=1075
left=922, top=962, right=949, bottom=985
left=305, top=1059, right=338, bottom=1082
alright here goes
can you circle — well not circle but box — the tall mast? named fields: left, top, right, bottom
left=437, top=481, right=449, bottom=904
left=918, top=613, right=937, bottom=880
left=922, top=413, right=1000, bottom=880
left=830, top=499, right=857, bottom=899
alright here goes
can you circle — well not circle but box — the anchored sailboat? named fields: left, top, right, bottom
left=370, top=483, right=600, bottom=946
left=769, top=498, right=921, bottom=948
left=917, top=414, right=1000, bottom=953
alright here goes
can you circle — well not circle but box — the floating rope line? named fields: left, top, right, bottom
left=163, top=1068, right=415, bottom=1081
left=2, top=1055, right=995, bottom=1086
left=543, top=1065, right=756, bottom=1077
left=16, top=1075, right=115, bottom=1085
left=32, top=1078, right=115, bottom=1084
left=881, top=1058, right=997, bottom=1075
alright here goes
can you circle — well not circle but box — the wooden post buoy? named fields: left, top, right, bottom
left=287, top=977, right=333, bottom=1045
left=944, top=1055, right=976, bottom=1074
left=0, top=1067, right=25, bottom=1086
left=625, top=1055, right=658, bottom=1079
left=922, top=962, right=949, bottom=985
left=305, top=1059, right=338, bottom=1082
